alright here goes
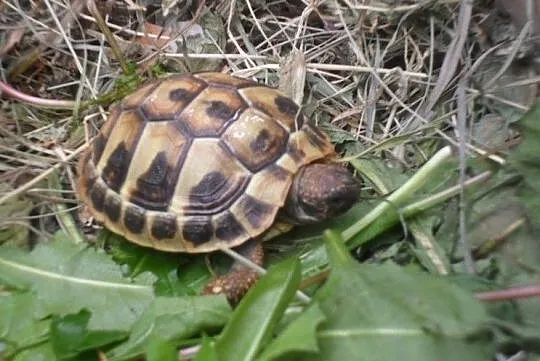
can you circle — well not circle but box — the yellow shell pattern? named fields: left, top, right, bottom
left=78, top=72, right=334, bottom=252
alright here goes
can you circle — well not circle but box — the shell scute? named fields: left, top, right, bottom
left=103, top=193, right=122, bottom=222
left=276, top=123, right=334, bottom=174
left=170, top=139, right=250, bottom=216
left=123, top=204, right=146, bottom=234
left=222, top=108, right=289, bottom=172
left=101, top=142, right=130, bottom=192
left=230, top=194, right=277, bottom=238
left=96, top=110, right=145, bottom=191
left=240, top=87, right=303, bottom=131
left=214, top=211, right=247, bottom=242
left=150, top=213, right=178, bottom=240
left=245, top=165, right=292, bottom=207
left=141, top=76, right=206, bottom=120
left=89, top=180, right=107, bottom=212
left=122, top=81, right=160, bottom=109
left=92, top=105, right=121, bottom=165
left=178, top=86, right=247, bottom=137
left=182, top=216, right=214, bottom=245
left=122, top=121, right=190, bottom=211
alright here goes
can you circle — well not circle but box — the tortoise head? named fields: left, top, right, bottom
left=283, top=163, right=360, bottom=224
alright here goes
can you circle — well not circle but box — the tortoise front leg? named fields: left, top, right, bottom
left=202, top=238, right=263, bottom=304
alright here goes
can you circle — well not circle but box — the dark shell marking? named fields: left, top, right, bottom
left=183, top=217, right=213, bottom=245
left=125, top=121, right=191, bottom=214
left=91, top=105, right=121, bottom=166
left=103, top=195, right=122, bottom=222
left=92, top=134, right=107, bottom=165
left=304, top=124, right=329, bottom=149
left=266, top=164, right=290, bottom=181
left=141, top=77, right=206, bottom=120
left=178, top=139, right=251, bottom=216
left=239, top=195, right=273, bottom=229
left=89, top=182, right=107, bottom=212
left=101, top=142, right=129, bottom=192
left=215, top=211, right=246, bottom=241
left=124, top=205, right=146, bottom=234
left=138, top=151, right=170, bottom=186
left=130, top=151, right=172, bottom=211
left=249, top=129, right=271, bottom=153
left=97, top=110, right=146, bottom=193
left=274, top=96, right=299, bottom=118
left=151, top=214, right=178, bottom=240
left=206, top=100, right=235, bottom=120
left=169, top=88, right=191, bottom=102
left=287, top=142, right=306, bottom=162
left=238, top=87, right=304, bottom=130
left=222, top=108, right=289, bottom=172
left=189, top=171, right=228, bottom=204
left=77, top=72, right=335, bottom=253
left=179, top=87, right=246, bottom=137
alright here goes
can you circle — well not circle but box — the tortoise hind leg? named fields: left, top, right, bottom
left=202, top=238, right=263, bottom=304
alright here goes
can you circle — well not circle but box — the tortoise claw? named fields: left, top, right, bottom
left=202, top=238, right=263, bottom=305
left=202, top=269, right=260, bottom=305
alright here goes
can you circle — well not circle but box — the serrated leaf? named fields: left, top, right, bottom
left=106, top=231, right=209, bottom=297
left=0, top=235, right=155, bottom=331
left=0, top=292, right=50, bottom=359
left=194, top=336, right=219, bottom=361
left=12, top=343, right=55, bottom=361
left=257, top=303, right=326, bottom=361
left=144, top=335, right=178, bottom=361
left=107, top=295, right=231, bottom=361
left=214, top=258, right=301, bottom=361
left=309, top=230, right=494, bottom=361
left=51, top=309, right=127, bottom=360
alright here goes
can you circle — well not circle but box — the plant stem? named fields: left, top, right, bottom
left=342, top=146, right=453, bottom=243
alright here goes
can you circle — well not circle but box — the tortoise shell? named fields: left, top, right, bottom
left=77, top=72, right=334, bottom=253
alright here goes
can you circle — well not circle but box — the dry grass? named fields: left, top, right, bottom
left=1, top=3, right=540, bottom=360
left=0, top=0, right=538, bottom=255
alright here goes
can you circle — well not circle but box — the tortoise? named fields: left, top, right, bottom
left=77, top=72, right=360, bottom=302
